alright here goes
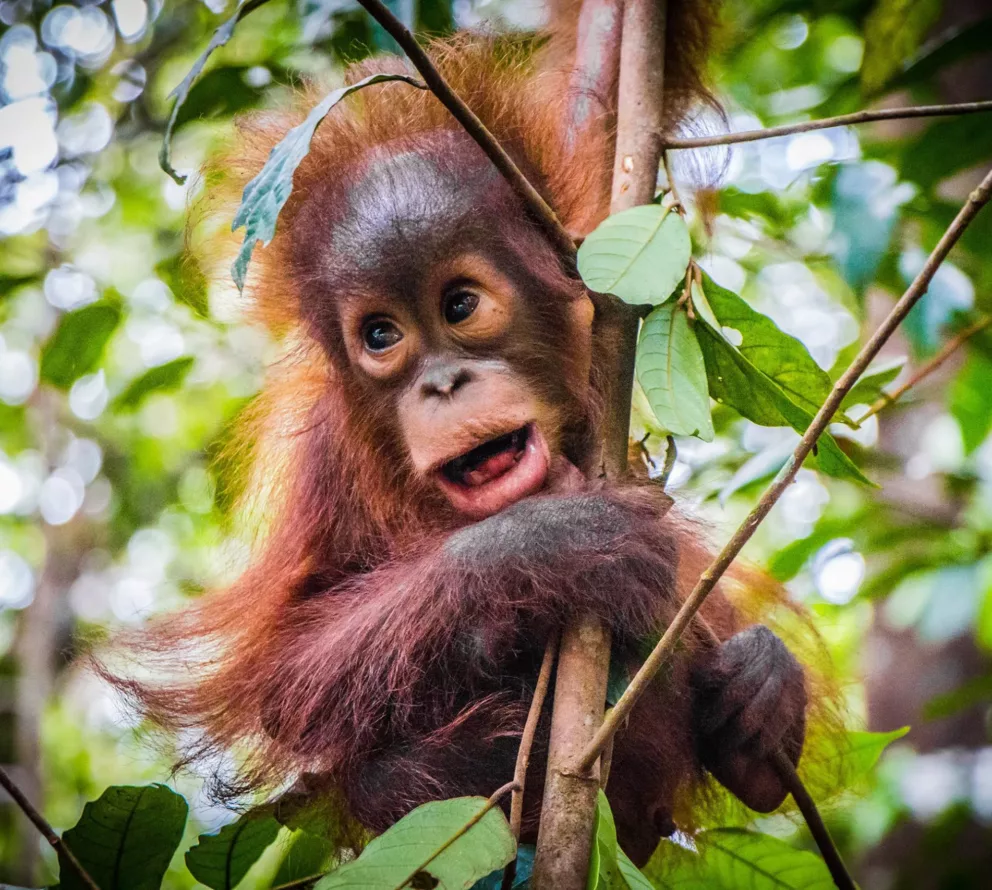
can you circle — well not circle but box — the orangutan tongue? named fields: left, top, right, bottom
left=462, top=447, right=520, bottom=487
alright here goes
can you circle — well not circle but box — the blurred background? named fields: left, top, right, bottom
left=0, top=0, right=991, bottom=887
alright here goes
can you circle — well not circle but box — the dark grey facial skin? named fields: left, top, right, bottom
left=324, top=131, right=508, bottom=294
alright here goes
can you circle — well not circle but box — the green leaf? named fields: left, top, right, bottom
left=902, top=114, right=992, bottom=192
left=314, top=796, right=515, bottom=890
left=696, top=324, right=872, bottom=485
left=617, top=848, right=655, bottom=890
left=861, top=0, right=941, bottom=95
left=60, top=784, right=188, bottom=890
left=114, top=357, right=195, bottom=411
left=659, top=829, right=834, bottom=890
left=185, top=811, right=281, bottom=890
left=637, top=304, right=714, bottom=441
left=841, top=360, right=905, bottom=412
left=587, top=791, right=624, bottom=890
left=816, top=727, right=910, bottom=792
left=160, top=0, right=272, bottom=183
left=231, top=73, right=427, bottom=291
left=40, top=303, right=121, bottom=389
left=699, top=274, right=831, bottom=418
left=950, top=350, right=992, bottom=454
left=577, top=206, right=691, bottom=305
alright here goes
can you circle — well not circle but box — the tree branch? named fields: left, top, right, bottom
left=502, top=637, right=557, bottom=890
left=353, top=0, right=575, bottom=257
left=0, top=765, right=100, bottom=890
left=663, top=99, right=992, bottom=150
left=854, top=315, right=992, bottom=424
left=579, top=164, right=992, bottom=773
left=533, top=2, right=667, bottom=888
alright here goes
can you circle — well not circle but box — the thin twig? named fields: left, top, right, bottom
left=509, top=638, right=558, bottom=840
left=658, top=435, right=677, bottom=488
left=854, top=315, right=992, bottom=424
left=0, top=765, right=100, bottom=890
left=693, top=618, right=854, bottom=890
left=663, top=99, right=992, bottom=150
left=771, top=753, right=855, bottom=890
left=397, top=781, right=519, bottom=890
left=502, top=637, right=557, bottom=890
left=579, top=165, right=992, bottom=774
left=352, top=0, right=574, bottom=257
left=662, top=151, right=684, bottom=212
left=599, top=737, right=615, bottom=789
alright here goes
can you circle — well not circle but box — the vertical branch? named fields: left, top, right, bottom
left=532, top=2, right=668, bottom=888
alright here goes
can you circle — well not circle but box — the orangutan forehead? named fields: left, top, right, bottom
left=324, top=133, right=509, bottom=278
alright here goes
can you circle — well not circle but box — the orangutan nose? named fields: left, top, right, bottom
left=420, top=364, right=473, bottom=399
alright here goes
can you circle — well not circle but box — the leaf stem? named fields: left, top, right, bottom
left=578, top=164, right=992, bottom=774
left=353, top=0, right=575, bottom=257
left=854, top=315, right=992, bottom=424
left=663, top=99, right=992, bottom=150
left=0, top=765, right=100, bottom=890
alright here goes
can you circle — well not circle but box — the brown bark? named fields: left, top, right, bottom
left=532, top=1, right=668, bottom=887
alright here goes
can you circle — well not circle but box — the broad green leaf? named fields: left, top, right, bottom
left=902, top=114, right=992, bottom=192
left=617, top=848, right=655, bottom=890
left=160, top=0, right=272, bottom=183
left=315, top=796, right=515, bottom=890
left=699, top=274, right=831, bottom=419
left=861, top=0, right=941, bottom=94
left=689, top=280, right=719, bottom=331
left=578, top=206, right=691, bottom=305
left=60, top=784, right=188, bottom=890
left=587, top=791, right=624, bottom=890
left=696, top=324, right=872, bottom=485
left=40, top=302, right=120, bottom=389
left=231, top=73, right=427, bottom=290
left=841, top=359, right=905, bottom=413
left=819, top=728, right=909, bottom=786
left=114, top=357, right=195, bottom=411
left=657, top=829, right=834, bottom=890
left=950, top=351, right=992, bottom=454
left=273, top=829, right=337, bottom=888
left=185, top=811, right=281, bottom=890
left=637, top=304, right=714, bottom=441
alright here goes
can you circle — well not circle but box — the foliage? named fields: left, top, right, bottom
left=61, top=785, right=188, bottom=890
left=2, top=0, right=992, bottom=887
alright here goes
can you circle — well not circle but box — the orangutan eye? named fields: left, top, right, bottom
left=362, top=318, right=403, bottom=353
left=443, top=289, right=480, bottom=325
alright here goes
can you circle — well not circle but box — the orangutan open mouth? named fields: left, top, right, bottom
left=436, top=423, right=551, bottom=519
